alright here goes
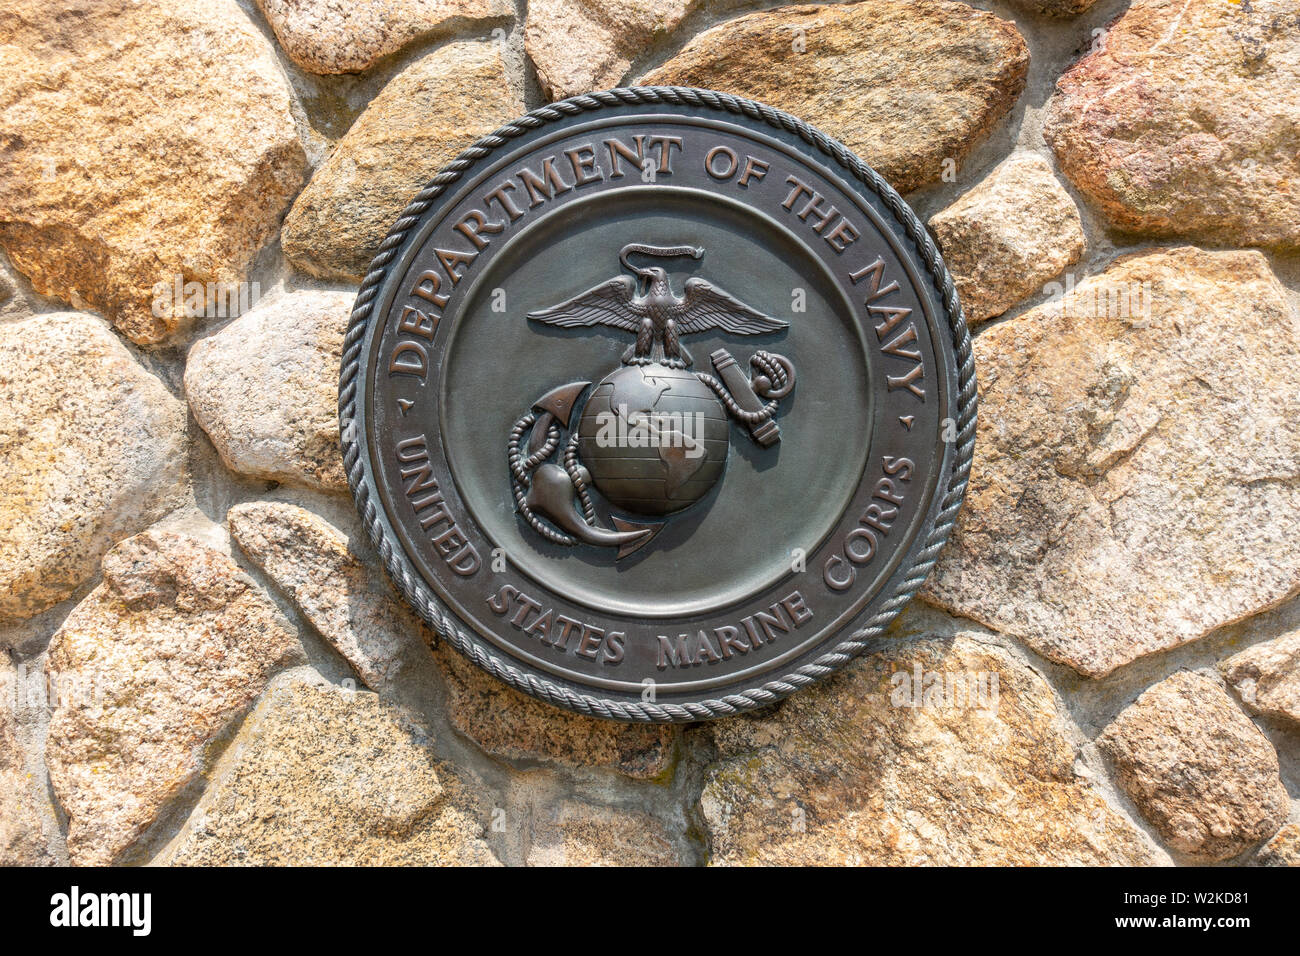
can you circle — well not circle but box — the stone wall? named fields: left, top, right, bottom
left=2, top=0, right=1298, bottom=866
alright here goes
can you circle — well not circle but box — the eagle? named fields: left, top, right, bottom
left=527, top=243, right=787, bottom=368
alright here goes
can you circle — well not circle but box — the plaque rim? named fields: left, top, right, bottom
left=339, top=86, right=978, bottom=723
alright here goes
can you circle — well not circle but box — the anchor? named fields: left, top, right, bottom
left=509, top=242, right=796, bottom=559
left=511, top=382, right=661, bottom=559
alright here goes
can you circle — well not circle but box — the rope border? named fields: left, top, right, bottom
left=339, top=87, right=977, bottom=723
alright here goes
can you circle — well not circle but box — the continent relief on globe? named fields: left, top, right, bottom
left=577, top=363, right=729, bottom=516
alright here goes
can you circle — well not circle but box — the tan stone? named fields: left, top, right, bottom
left=0, top=0, right=307, bottom=344
left=701, top=621, right=1156, bottom=865
left=527, top=0, right=700, bottom=99
left=185, top=291, right=351, bottom=493
left=923, top=248, right=1300, bottom=677
left=45, top=530, right=301, bottom=866
left=929, top=152, right=1084, bottom=323
left=1008, top=0, right=1099, bottom=14
left=0, top=313, right=187, bottom=624
left=283, top=41, right=524, bottom=281
left=164, top=677, right=500, bottom=865
left=228, top=502, right=418, bottom=689
left=639, top=0, right=1029, bottom=194
left=1257, top=822, right=1300, bottom=866
left=257, top=0, right=513, bottom=74
left=433, top=644, right=676, bottom=779
left=1099, top=671, right=1287, bottom=860
left=1044, top=0, right=1300, bottom=250
left=0, top=657, right=52, bottom=865
left=527, top=800, right=680, bottom=866
left=1220, top=630, right=1300, bottom=726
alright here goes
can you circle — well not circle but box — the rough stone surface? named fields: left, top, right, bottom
left=1099, top=671, right=1288, bottom=861
left=45, top=531, right=300, bottom=866
left=0, top=265, right=30, bottom=319
left=257, top=0, right=513, bottom=74
left=701, top=627, right=1156, bottom=865
left=639, top=0, right=1029, bottom=194
left=923, top=248, right=1300, bottom=677
left=0, top=0, right=307, bottom=344
left=929, top=152, right=1084, bottom=323
left=1009, top=0, right=1099, bottom=15
left=228, top=502, right=415, bottom=689
left=283, top=41, right=524, bottom=281
left=527, top=800, right=680, bottom=866
left=185, top=291, right=351, bottom=493
left=1220, top=630, right=1300, bottom=726
left=0, top=313, right=187, bottom=624
left=0, top=656, right=51, bottom=865
left=1257, top=822, right=1300, bottom=866
left=434, top=644, right=676, bottom=779
left=1044, top=0, right=1300, bottom=250
left=527, top=0, right=700, bottom=99
left=165, top=677, right=500, bottom=865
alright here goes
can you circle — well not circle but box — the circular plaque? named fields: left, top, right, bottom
left=340, top=88, right=975, bottom=722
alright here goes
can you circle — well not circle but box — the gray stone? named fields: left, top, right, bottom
left=640, top=0, right=1029, bottom=194
left=701, top=615, right=1157, bottom=865
left=185, top=291, right=353, bottom=493
left=228, top=502, right=419, bottom=690
left=0, top=656, right=53, bottom=865
left=1099, top=671, right=1288, bottom=861
left=257, top=0, right=513, bottom=74
left=527, top=800, right=680, bottom=866
left=929, top=152, right=1085, bottom=323
left=1220, top=629, right=1300, bottom=725
left=0, top=313, right=187, bottom=624
left=282, top=41, right=525, bottom=281
left=527, top=0, right=703, bottom=99
left=164, top=677, right=500, bottom=865
left=1257, top=822, right=1300, bottom=867
left=45, top=530, right=301, bottom=866
left=923, top=248, right=1300, bottom=677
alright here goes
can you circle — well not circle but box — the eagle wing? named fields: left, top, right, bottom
left=527, top=276, right=645, bottom=331
left=674, top=278, right=788, bottom=336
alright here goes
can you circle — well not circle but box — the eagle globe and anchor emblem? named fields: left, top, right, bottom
left=509, top=242, right=796, bottom=558
left=346, top=92, right=973, bottom=721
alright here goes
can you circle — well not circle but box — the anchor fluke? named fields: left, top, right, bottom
left=523, top=464, right=658, bottom=558
left=533, top=381, right=589, bottom=427
left=527, top=381, right=588, bottom=456
left=612, top=516, right=662, bottom=559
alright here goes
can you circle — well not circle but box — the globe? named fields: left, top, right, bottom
left=576, top=363, right=730, bottom=516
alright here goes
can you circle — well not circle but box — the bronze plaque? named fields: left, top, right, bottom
left=340, top=88, right=975, bottom=721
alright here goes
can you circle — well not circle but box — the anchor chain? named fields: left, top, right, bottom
left=564, top=430, right=597, bottom=524
left=508, top=411, right=577, bottom=545
left=696, top=349, right=793, bottom=425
